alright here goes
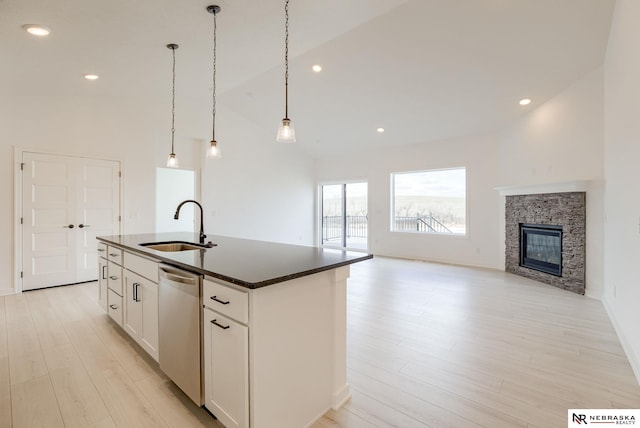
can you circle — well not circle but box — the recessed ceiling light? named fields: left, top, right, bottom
left=312, top=65, right=322, bottom=72
left=83, top=74, right=99, bottom=80
left=377, top=127, right=385, bottom=133
left=23, top=25, right=51, bottom=36
left=519, top=98, right=532, bottom=106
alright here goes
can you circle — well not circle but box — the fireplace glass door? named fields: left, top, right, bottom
left=520, top=224, right=562, bottom=276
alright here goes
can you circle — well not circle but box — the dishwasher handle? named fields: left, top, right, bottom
left=158, top=264, right=201, bottom=287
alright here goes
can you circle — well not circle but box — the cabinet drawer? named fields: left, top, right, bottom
left=107, top=247, right=123, bottom=265
left=203, top=279, right=248, bottom=324
left=108, top=289, right=123, bottom=326
left=124, top=252, right=158, bottom=283
left=108, top=261, right=123, bottom=295
left=97, top=242, right=108, bottom=258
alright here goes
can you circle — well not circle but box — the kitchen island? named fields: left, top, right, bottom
left=96, top=232, right=372, bottom=428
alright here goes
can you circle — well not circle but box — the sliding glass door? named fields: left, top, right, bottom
left=321, top=182, right=368, bottom=250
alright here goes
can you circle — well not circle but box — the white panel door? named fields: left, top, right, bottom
left=22, top=152, right=120, bottom=290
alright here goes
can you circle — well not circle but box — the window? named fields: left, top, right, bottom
left=391, top=168, right=466, bottom=235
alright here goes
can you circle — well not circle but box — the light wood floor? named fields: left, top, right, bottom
left=1, top=257, right=639, bottom=428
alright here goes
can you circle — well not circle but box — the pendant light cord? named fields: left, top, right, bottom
left=284, top=0, right=289, bottom=118
left=171, top=46, right=176, bottom=154
left=212, top=9, right=217, bottom=141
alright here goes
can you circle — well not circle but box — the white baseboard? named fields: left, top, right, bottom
left=0, top=288, right=16, bottom=297
left=331, top=383, right=351, bottom=410
left=603, top=297, right=640, bottom=385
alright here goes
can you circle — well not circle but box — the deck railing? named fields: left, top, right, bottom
left=322, top=215, right=368, bottom=241
left=393, top=213, right=453, bottom=233
left=323, top=213, right=452, bottom=242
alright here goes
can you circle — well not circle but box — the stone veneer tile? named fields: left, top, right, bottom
left=505, top=192, right=586, bottom=295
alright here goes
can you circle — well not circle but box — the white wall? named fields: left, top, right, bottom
left=200, top=107, right=316, bottom=246
left=316, top=133, right=502, bottom=269
left=497, top=68, right=605, bottom=298
left=0, top=94, right=315, bottom=295
left=0, top=94, right=168, bottom=295
left=603, top=0, right=640, bottom=382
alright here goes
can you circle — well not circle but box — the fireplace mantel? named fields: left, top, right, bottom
left=494, top=180, right=591, bottom=197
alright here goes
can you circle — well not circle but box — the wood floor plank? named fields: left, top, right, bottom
left=135, top=376, right=223, bottom=427
left=48, top=365, right=112, bottom=428
left=350, top=358, right=529, bottom=428
left=312, top=408, right=379, bottom=428
left=0, top=356, right=11, bottom=428
left=11, top=374, right=64, bottom=428
left=88, top=365, right=170, bottom=428
left=9, top=350, right=48, bottom=385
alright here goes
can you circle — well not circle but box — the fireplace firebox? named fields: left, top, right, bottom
left=519, top=224, right=562, bottom=276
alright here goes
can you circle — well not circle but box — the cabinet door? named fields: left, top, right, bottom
left=123, top=270, right=159, bottom=361
left=140, top=279, right=159, bottom=361
left=123, top=271, right=143, bottom=340
left=203, top=308, right=249, bottom=428
left=98, top=257, right=108, bottom=312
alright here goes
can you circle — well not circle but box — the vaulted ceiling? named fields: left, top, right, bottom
left=1, top=0, right=615, bottom=157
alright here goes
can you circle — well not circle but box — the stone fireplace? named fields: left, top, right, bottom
left=503, top=190, right=586, bottom=295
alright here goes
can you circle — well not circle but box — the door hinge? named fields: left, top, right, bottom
left=118, top=171, right=122, bottom=178
left=20, top=271, right=23, bottom=279
left=20, top=217, right=23, bottom=225
left=20, top=162, right=24, bottom=171
left=118, top=215, right=121, bottom=222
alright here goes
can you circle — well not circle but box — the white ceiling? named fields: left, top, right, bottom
left=1, top=0, right=615, bottom=158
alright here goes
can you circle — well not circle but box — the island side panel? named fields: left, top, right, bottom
left=249, top=268, right=348, bottom=428
left=331, top=265, right=351, bottom=409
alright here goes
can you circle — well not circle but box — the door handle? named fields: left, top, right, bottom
left=102, top=265, right=107, bottom=280
left=79, top=224, right=90, bottom=228
left=63, top=224, right=74, bottom=229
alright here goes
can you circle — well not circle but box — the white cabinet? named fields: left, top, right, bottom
left=96, top=242, right=159, bottom=362
left=123, top=270, right=159, bottom=361
left=203, top=279, right=249, bottom=428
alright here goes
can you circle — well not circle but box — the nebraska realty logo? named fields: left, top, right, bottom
left=569, top=409, right=639, bottom=426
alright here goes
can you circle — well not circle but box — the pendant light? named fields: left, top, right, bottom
left=166, top=43, right=180, bottom=168
left=206, top=5, right=222, bottom=159
left=276, top=0, right=295, bottom=143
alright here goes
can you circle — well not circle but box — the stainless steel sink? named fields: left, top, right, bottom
left=140, top=241, right=212, bottom=252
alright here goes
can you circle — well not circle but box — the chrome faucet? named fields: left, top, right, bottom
left=174, top=199, right=212, bottom=246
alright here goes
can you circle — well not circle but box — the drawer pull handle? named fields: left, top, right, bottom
left=109, top=253, right=119, bottom=257
left=97, top=248, right=105, bottom=252
left=211, top=296, right=230, bottom=305
left=109, top=304, right=118, bottom=310
left=133, top=282, right=141, bottom=302
left=211, top=319, right=230, bottom=330
left=109, top=276, right=118, bottom=280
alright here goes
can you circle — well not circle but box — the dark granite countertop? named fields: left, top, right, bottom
left=97, top=232, right=373, bottom=289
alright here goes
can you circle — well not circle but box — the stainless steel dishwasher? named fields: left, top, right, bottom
left=158, top=264, right=203, bottom=405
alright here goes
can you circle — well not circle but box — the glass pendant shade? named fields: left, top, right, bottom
left=276, top=118, right=296, bottom=143
left=207, top=140, right=222, bottom=159
left=166, top=153, right=179, bottom=168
